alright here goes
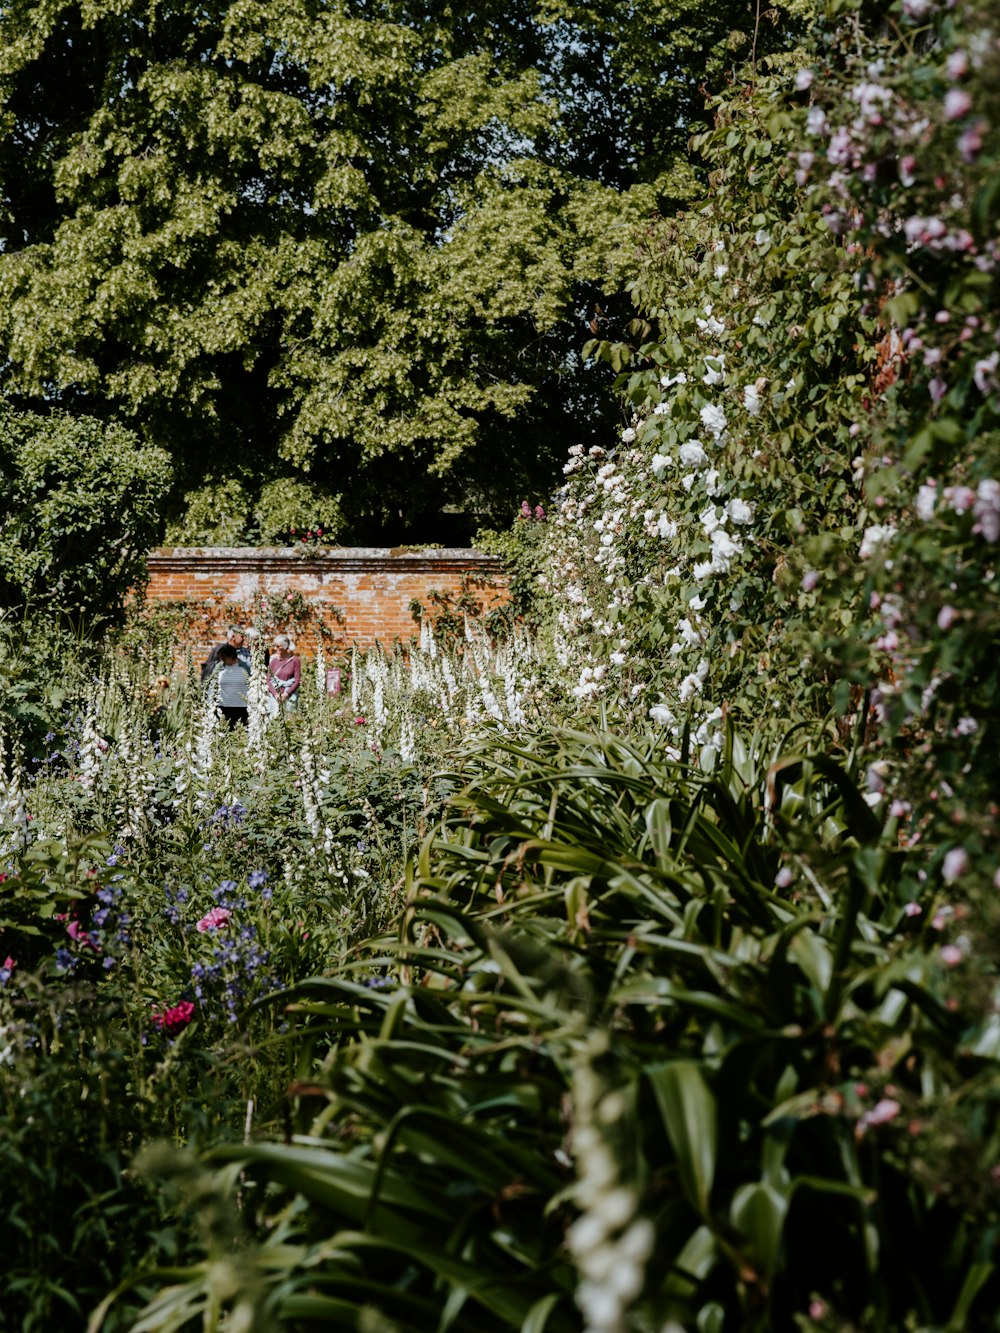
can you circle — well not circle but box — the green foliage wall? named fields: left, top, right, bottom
left=0, top=407, right=172, bottom=628
left=537, top=0, right=1000, bottom=819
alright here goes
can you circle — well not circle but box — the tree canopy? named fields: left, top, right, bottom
left=0, top=0, right=803, bottom=543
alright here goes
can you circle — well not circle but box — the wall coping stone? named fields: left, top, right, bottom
left=147, top=547, right=504, bottom=576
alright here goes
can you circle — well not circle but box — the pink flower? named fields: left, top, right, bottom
left=946, top=50, right=968, bottom=80
left=827, top=126, right=853, bottom=166
left=958, top=123, right=984, bottom=162
left=936, top=605, right=958, bottom=630
left=940, top=944, right=964, bottom=967
left=974, top=478, right=1000, bottom=541
left=859, top=1098, right=901, bottom=1132
left=973, top=353, right=999, bottom=395
left=944, top=485, right=976, bottom=514
left=942, top=848, right=969, bottom=883
left=152, top=1000, right=196, bottom=1034
left=66, top=919, right=100, bottom=951
left=354, top=715, right=366, bottom=726
left=943, top=88, right=972, bottom=120
left=196, top=907, right=232, bottom=932
left=808, top=1300, right=827, bottom=1320
left=903, top=902, right=922, bottom=917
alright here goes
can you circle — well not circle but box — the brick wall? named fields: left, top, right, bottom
left=142, top=547, right=508, bottom=663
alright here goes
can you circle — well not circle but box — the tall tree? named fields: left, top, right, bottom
left=0, top=0, right=797, bottom=543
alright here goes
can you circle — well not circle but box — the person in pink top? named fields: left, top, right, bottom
left=267, top=634, right=301, bottom=715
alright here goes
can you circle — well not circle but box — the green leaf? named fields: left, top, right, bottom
left=647, top=1062, right=717, bottom=1215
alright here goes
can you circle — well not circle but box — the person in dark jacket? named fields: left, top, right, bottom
left=200, top=626, right=250, bottom=684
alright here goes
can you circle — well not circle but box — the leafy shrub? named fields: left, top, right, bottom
left=0, top=406, right=172, bottom=629
left=108, top=725, right=1000, bottom=1331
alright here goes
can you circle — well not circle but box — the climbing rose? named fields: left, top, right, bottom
left=942, top=848, right=970, bottom=882
left=943, top=88, right=973, bottom=120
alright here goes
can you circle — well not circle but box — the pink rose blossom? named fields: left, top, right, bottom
left=957, top=123, right=984, bottom=162
left=942, top=848, right=969, bottom=883
left=196, top=907, right=232, bottom=932
left=827, top=127, right=854, bottom=166
left=943, top=88, right=972, bottom=120
left=973, top=478, right=1000, bottom=541
left=859, top=1098, right=902, bottom=1132
left=973, top=352, right=999, bottom=395
left=944, top=485, right=976, bottom=514
left=152, top=1000, right=196, bottom=1034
